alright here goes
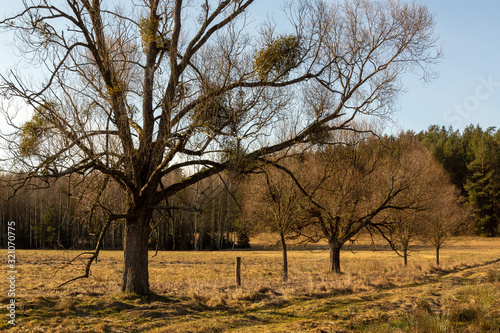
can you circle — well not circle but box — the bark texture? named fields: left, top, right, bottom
left=329, top=243, right=342, bottom=274
left=121, top=210, right=151, bottom=294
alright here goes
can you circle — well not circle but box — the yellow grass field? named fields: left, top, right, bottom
left=2, top=236, right=500, bottom=332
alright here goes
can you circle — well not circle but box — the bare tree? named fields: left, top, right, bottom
left=374, top=138, right=434, bottom=266
left=381, top=210, right=420, bottom=266
left=421, top=171, right=467, bottom=266
left=372, top=135, right=466, bottom=267
left=278, top=131, right=424, bottom=273
left=243, top=159, right=303, bottom=282
left=0, top=0, right=440, bottom=294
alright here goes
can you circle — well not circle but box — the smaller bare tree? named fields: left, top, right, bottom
left=380, top=209, right=421, bottom=266
left=243, top=159, right=303, bottom=282
left=421, top=177, right=468, bottom=266
left=371, top=135, right=465, bottom=267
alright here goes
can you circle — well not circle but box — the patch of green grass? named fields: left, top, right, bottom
left=364, top=279, right=500, bottom=333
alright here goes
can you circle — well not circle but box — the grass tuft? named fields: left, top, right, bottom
left=55, top=298, right=77, bottom=316
left=487, top=269, right=500, bottom=283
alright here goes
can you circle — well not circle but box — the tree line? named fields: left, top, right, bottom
left=2, top=127, right=487, bottom=283
left=0, top=170, right=246, bottom=251
left=241, top=129, right=471, bottom=281
left=3, top=125, right=495, bottom=256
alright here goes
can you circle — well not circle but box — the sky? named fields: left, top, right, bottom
left=1, top=0, right=499, bottom=135
left=393, top=0, right=500, bottom=133
left=251, top=0, right=500, bottom=133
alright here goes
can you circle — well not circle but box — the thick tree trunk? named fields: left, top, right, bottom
left=121, top=210, right=151, bottom=294
left=403, top=248, right=408, bottom=266
left=329, top=242, right=342, bottom=273
left=280, top=230, right=288, bottom=282
left=436, top=245, right=440, bottom=266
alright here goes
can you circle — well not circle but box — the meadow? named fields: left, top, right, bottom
left=2, top=236, right=500, bottom=332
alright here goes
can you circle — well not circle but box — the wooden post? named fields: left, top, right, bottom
left=235, top=257, right=241, bottom=286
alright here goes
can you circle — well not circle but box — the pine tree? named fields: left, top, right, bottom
left=464, top=127, right=499, bottom=236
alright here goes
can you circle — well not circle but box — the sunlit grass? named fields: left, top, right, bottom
left=1, top=236, right=499, bottom=332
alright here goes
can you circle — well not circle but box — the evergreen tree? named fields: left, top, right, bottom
left=418, top=125, right=467, bottom=191
left=464, top=127, right=499, bottom=236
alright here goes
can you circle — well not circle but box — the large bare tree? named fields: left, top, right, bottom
left=0, top=0, right=440, bottom=294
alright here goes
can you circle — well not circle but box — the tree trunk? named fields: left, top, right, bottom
left=329, top=242, right=342, bottom=273
left=436, top=245, right=440, bottom=266
left=403, top=247, right=408, bottom=266
left=121, top=210, right=151, bottom=295
left=280, top=230, right=288, bottom=282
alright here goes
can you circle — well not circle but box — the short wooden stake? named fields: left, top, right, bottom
left=235, top=257, right=241, bottom=286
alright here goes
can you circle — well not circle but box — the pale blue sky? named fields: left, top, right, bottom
left=252, top=0, right=500, bottom=133
left=394, top=0, right=500, bottom=133
left=1, top=1, right=499, bottom=134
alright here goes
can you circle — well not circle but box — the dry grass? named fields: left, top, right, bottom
left=2, top=236, right=500, bottom=332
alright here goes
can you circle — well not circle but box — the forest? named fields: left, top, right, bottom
left=1, top=124, right=498, bottom=256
